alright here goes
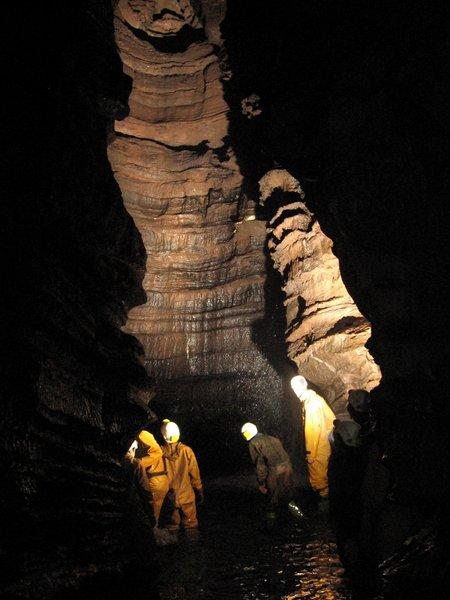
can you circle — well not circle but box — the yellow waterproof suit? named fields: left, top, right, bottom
left=163, top=442, right=203, bottom=530
left=137, top=431, right=169, bottom=524
left=302, top=389, right=335, bottom=497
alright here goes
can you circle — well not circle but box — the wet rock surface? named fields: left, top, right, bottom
left=258, top=169, right=380, bottom=414
left=3, top=2, right=158, bottom=598
left=157, top=478, right=353, bottom=600
left=110, top=0, right=293, bottom=473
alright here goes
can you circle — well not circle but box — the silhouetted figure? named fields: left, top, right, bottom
left=328, top=388, right=388, bottom=577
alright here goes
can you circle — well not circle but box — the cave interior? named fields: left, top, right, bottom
left=3, top=0, right=449, bottom=599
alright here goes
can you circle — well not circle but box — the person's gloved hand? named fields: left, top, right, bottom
left=196, top=489, right=204, bottom=504
left=258, top=485, right=268, bottom=495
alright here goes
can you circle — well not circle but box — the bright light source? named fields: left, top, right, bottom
left=127, top=440, right=138, bottom=457
left=241, top=422, right=258, bottom=441
left=290, top=375, right=307, bottom=397
left=161, top=419, right=180, bottom=443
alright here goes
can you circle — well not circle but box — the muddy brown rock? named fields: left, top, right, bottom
left=259, top=169, right=381, bottom=413
left=109, top=1, right=288, bottom=470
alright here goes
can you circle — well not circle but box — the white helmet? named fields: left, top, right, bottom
left=291, top=375, right=308, bottom=398
left=161, top=419, right=180, bottom=443
left=241, top=422, right=258, bottom=441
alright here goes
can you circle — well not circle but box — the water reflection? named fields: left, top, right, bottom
left=158, top=479, right=353, bottom=599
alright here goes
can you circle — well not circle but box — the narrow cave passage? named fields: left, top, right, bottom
left=110, top=2, right=415, bottom=599
left=6, top=1, right=448, bottom=599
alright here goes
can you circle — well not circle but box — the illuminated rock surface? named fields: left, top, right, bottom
left=109, top=0, right=290, bottom=470
left=5, top=1, right=449, bottom=599
left=259, top=169, right=381, bottom=414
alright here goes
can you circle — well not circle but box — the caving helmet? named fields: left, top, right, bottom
left=161, top=419, right=180, bottom=443
left=241, top=422, right=258, bottom=441
left=290, top=375, right=308, bottom=398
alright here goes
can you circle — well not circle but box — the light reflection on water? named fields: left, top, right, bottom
left=158, top=481, right=353, bottom=599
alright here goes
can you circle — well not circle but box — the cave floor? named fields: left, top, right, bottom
left=157, top=475, right=357, bottom=600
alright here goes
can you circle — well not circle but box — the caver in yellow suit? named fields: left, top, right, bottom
left=136, top=430, right=170, bottom=525
left=161, top=420, right=203, bottom=530
left=291, top=376, right=335, bottom=497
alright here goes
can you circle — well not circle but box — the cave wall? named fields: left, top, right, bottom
left=2, top=2, right=159, bottom=598
left=259, top=169, right=381, bottom=415
left=222, top=0, right=449, bottom=590
left=318, top=6, right=449, bottom=514
left=317, top=4, right=449, bottom=588
left=108, top=0, right=292, bottom=472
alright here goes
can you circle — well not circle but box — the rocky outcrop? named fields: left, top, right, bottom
left=109, top=0, right=289, bottom=469
left=116, top=0, right=203, bottom=38
left=259, top=169, right=381, bottom=413
left=2, top=2, right=158, bottom=598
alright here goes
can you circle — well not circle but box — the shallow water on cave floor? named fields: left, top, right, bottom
left=157, top=476, right=356, bottom=600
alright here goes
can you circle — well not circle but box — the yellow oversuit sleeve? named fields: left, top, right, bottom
left=187, top=446, right=202, bottom=491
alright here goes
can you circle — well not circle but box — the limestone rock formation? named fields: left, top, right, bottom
left=109, top=0, right=287, bottom=469
left=116, top=0, right=203, bottom=38
left=259, top=170, right=381, bottom=413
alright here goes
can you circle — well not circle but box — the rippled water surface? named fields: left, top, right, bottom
left=158, top=477, right=355, bottom=599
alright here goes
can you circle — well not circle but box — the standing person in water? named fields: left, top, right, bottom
left=161, top=420, right=203, bottom=534
left=136, top=430, right=170, bottom=527
left=123, top=440, right=155, bottom=526
left=291, top=375, right=335, bottom=500
left=241, top=422, right=303, bottom=523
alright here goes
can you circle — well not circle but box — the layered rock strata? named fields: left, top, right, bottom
left=109, top=1, right=287, bottom=468
left=259, top=169, right=381, bottom=413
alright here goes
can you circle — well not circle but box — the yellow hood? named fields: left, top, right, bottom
left=138, top=430, right=160, bottom=450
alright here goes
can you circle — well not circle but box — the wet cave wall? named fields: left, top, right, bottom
left=3, top=0, right=449, bottom=597
left=258, top=168, right=381, bottom=415
left=223, top=0, right=450, bottom=591
left=108, top=0, right=295, bottom=473
left=3, top=2, right=159, bottom=598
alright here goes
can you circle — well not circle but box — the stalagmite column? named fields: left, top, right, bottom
left=259, top=169, right=381, bottom=412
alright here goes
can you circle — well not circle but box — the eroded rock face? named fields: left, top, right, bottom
left=109, top=0, right=289, bottom=471
left=2, top=2, right=158, bottom=598
left=117, top=0, right=203, bottom=37
left=259, top=170, right=381, bottom=414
